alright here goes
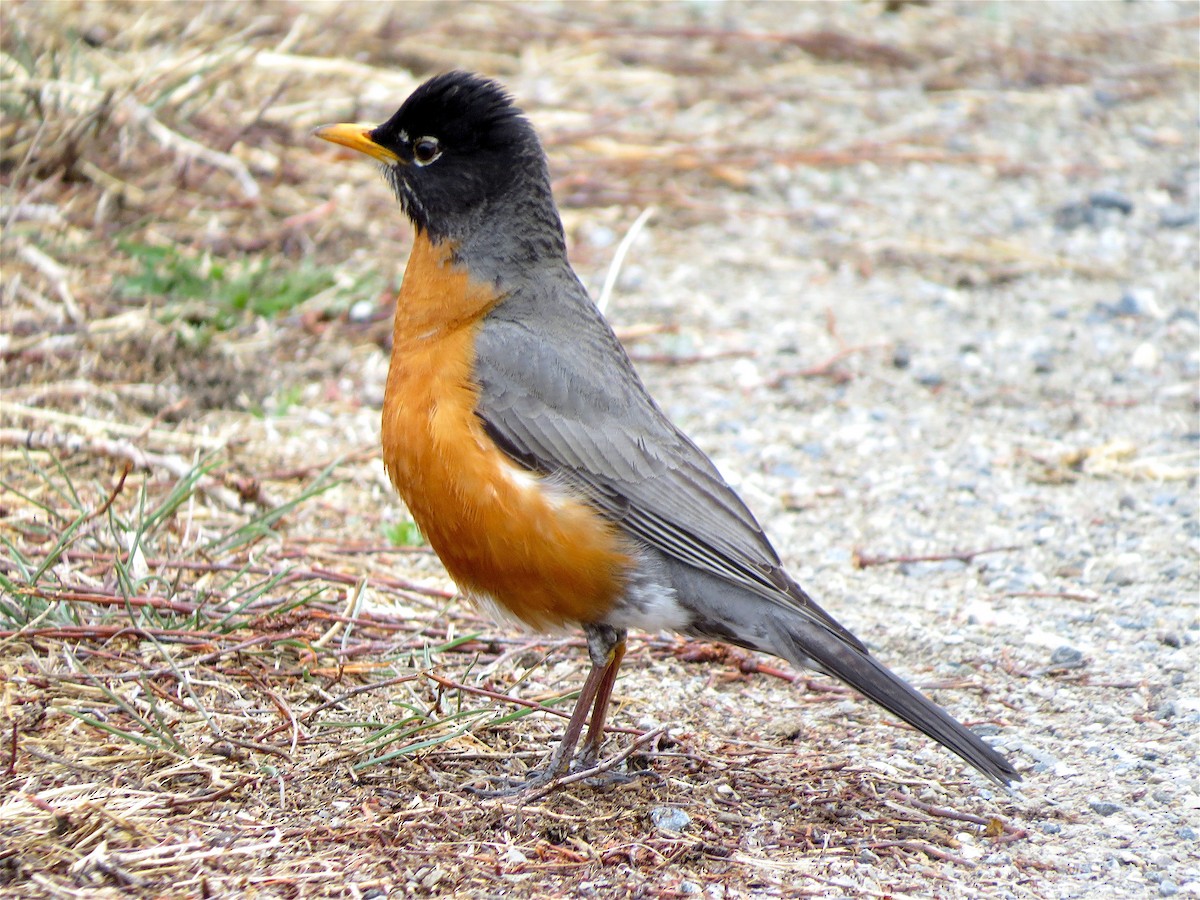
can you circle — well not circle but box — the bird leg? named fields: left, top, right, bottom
left=468, top=624, right=627, bottom=796
left=576, top=630, right=625, bottom=770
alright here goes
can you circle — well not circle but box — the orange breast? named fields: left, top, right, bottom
left=380, top=233, right=630, bottom=630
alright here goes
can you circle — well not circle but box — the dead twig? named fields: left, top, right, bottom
left=853, top=545, right=1022, bottom=569
left=767, top=343, right=887, bottom=388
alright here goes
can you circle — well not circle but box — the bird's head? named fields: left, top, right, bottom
left=315, top=71, right=551, bottom=245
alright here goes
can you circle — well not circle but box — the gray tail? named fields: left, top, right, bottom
left=767, top=611, right=1019, bottom=785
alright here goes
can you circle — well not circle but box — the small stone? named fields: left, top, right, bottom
left=1041, top=822, right=1062, bottom=834
left=1089, top=801, right=1123, bottom=816
left=1051, top=646, right=1084, bottom=666
left=1054, top=200, right=1093, bottom=230
left=1032, top=349, right=1055, bottom=374
left=348, top=299, right=376, bottom=322
left=1159, top=881, right=1178, bottom=897
left=650, top=806, right=690, bottom=832
left=504, top=846, right=528, bottom=865
left=1177, top=827, right=1197, bottom=841
left=1131, top=342, right=1161, bottom=370
left=1159, top=205, right=1198, bottom=229
left=82, top=25, right=110, bottom=47
left=1105, top=566, right=1137, bottom=587
left=1113, top=292, right=1148, bottom=317
left=1089, top=189, right=1134, bottom=214
left=585, top=224, right=616, bottom=248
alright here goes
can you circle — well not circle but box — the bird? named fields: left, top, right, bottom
left=314, top=71, right=1019, bottom=791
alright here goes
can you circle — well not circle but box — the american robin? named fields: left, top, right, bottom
left=315, top=71, right=1018, bottom=790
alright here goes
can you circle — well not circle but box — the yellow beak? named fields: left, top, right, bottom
left=312, top=123, right=400, bottom=164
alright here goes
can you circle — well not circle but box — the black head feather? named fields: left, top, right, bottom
left=367, top=72, right=556, bottom=246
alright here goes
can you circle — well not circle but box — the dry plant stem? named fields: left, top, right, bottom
left=30, top=630, right=315, bottom=680
left=83, top=463, right=132, bottom=524
left=312, top=577, right=366, bottom=648
left=865, top=839, right=974, bottom=867
left=15, top=242, right=82, bottom=323
left=853, top=545, right=1022, bottom=569
left=884, top=791, right=1027, bottom=841
left=596, top=206, right=656, bottom=315
left=1004, top=590, right=1099, bottom=602
left=0, top=427, right=243, bottom=511
left=120, top=96, right=260, bottom=200
left=423, top=671, right=639, bottom=736
left=628, top=348, right=755, bottom=366
left=0, top=401, right=226, bottom=449
left=138, top=558, right=454, bottom=602
left=766, top=342, right=887, bottom=388
left=12, top=586, right=202, bottom=618
left=256, top=674, right=421, bottom=741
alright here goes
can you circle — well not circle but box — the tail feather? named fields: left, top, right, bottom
left=658, top=554, right=1018, bottom=782
left=767, top=615, right=1019, bottom=784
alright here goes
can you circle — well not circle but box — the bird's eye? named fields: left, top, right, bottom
left=413, top=136, right=441, bottom=166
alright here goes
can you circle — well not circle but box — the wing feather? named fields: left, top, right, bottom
left=472, top=280, right=864, bottom=649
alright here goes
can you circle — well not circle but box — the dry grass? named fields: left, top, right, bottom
left=2, top=2, right=1194, bottom=897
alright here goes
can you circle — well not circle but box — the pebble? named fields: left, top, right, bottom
left=1159, top=205, right=1198, bottom=228
left=348, top=299, right=376, bottom=322
left=1113, top=291, right=1149, bottom=317
left=1053, top=190, right=1134, bottom=229
left=1089, top=189, right=1134, bottom=214
left=1089, top=801, right=1124, bottom=816
left=1160, top=881, right=1179, bottom=897
left=1051, top=646, right=1085, bottom=666
left=1131, top=341, right=1161, bottom=370
left=1054, top=200, right=1094, bottom=230
left=1105, top=566, right=1138, bottom=586
left=650, top=806, right=691, bottom=832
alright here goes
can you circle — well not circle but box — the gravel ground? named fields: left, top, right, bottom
left=526, top=3, right=1200, bottom=896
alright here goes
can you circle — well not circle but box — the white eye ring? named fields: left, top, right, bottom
left=413, top=136, right=441, bottom=166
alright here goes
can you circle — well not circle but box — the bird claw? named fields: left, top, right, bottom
left=464, top=754, right=651, bottom=798
left=463, top=769, right=560, bottom=799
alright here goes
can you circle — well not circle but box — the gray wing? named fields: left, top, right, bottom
left=472, top=277, right=866, bottom=651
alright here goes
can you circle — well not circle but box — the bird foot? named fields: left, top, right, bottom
left=464, top=753, right=652, bottom=799
left=464, top=767, right=563, bottom=799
